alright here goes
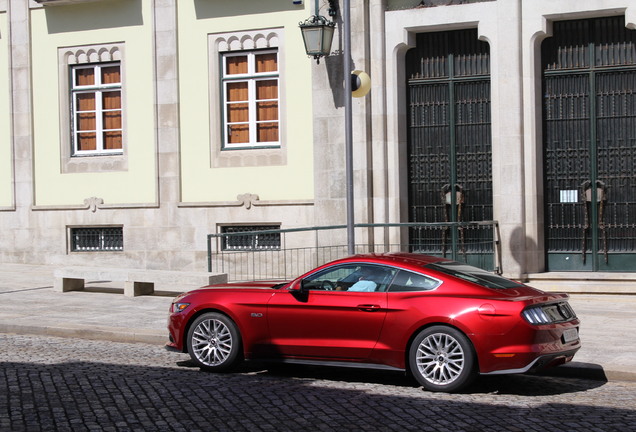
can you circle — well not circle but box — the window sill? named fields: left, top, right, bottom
left=212, top=146, right=286, bottom=168
left=62, top=153, right=128, bottom=173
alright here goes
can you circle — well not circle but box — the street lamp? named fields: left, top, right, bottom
left=299, top=16, right=335, bottom=63
left=298, top=1, right=338, bottom=64
left=299, top=0, right=356, bottom=256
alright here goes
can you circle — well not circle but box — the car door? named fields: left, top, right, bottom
left=265, top=264, right=392, bottom=360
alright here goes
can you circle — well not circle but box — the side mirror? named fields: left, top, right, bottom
left=290, top=279, right=310, bottom=302
left=299, top=279, right=309, bottom=294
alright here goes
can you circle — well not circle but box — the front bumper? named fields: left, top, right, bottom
left=165, top=343, right=181, bottom=353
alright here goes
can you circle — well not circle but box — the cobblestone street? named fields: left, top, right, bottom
left=1, top=334, right=635, bottom=432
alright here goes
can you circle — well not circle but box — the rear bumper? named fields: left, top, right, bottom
left=480, top=347, right=580, bottom=375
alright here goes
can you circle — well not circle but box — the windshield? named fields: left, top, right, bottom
left=426, top=261, right=524, bottom=289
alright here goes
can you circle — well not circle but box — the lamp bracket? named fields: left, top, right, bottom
left=327, top=0, right=338, bottom=17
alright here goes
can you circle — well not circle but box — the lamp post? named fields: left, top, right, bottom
left=300, top=0, right=355, bottom=255
left=342, top=0, right=354, bottom=255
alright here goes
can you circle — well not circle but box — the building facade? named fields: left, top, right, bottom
left=2, top=0, right=317, bottom=271
left=1, top=0, right=635, bottom=292
left=381, top=0, right=636, bottom=290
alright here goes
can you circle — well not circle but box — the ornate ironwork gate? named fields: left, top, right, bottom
left=406, top=30, right=493, bottom=268
left=543, top=16, right=636, bottom=271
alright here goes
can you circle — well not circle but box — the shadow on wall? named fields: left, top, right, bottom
left=43, top=0, right=144, bottom=34
left=509, top=226, right=538, bottom=273
left=194, top=0, right=301, bottom=19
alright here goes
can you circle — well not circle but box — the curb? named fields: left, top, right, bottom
left=0, top=323, right=165, bottom=346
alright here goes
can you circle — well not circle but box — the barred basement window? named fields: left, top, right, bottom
left=221, top=225, right=281, bottom=251
left=71, top=227, right=123, bottom=252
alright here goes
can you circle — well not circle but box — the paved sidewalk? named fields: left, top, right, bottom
left=1, top=263, right=634, bottom=383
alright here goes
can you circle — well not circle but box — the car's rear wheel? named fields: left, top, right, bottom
left=187, top=312, right=242, bottom=371
left=409, top=326, right=476, bottom=392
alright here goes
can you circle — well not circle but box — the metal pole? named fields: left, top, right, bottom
left=343, top=0, right=354, bottom=255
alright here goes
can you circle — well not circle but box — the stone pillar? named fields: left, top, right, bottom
left=153, top=0, right=180, bottom=207
left=8, top=0, right=34, bottom=259
left=312, top=0, right=373, bottom=248
left=369, top=0, right=390, bottom=246
left=490, top=0, right=526, bottom=278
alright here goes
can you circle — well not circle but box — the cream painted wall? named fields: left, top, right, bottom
left=30, top=0, right=157, bottom=206
left=177, top=0, right=314, bottom=203
left=0, top=11, right=11, bottom=208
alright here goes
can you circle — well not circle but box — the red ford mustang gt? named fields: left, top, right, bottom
left=166, top=253, right=580, bottom=392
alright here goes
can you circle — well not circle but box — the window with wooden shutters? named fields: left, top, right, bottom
left=222, top=50, right=280, bottom=148
left=71, top=63, right=123, bottom=155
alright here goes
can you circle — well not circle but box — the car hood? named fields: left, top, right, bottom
left=197, top=280, right=289, bottom=290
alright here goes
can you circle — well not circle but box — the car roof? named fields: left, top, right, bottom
left=329, top=252, right=450, bottom=268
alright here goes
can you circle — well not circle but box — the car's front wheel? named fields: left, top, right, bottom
left=409, top=326, right=476, bottom=392
left=187, top=312, right=242, bottom=371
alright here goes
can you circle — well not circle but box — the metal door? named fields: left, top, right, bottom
left=406, top=30, right=493, bottom=268
left=543, top=17, right=636, bottom=271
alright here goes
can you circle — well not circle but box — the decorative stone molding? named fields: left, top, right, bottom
left=237, top=193, right=259, bottom=210
left=35, top=0, right=117, bottom=6
left=64, top=46, right=122, bottom=64
left=178, top=198, right=313, bottom=209
left=84, top=196, right=104, bottom=212
left=31, top=201, right=159, bottom=211
left=217, top=31, right=280, bottom=52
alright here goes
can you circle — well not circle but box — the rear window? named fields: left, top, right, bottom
left=388, top=270, right=440, bottom=292
left=425, top=261, right=524, bottom=289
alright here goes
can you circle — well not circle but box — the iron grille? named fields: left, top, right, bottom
left=596, top=71, right=636, bottom=253
left=221, top=225, right=281, bottom=251
left=543, top=73, right=591, bottom=253
left=71, top=227, right=123, bottom=252
left=406, top=29, right=493, bottom=258
left=542, top=16, right=636, bottom=267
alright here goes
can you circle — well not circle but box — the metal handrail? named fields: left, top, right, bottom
left=207, top=221, right=501, bottom=281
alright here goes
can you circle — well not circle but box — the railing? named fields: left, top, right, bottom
left=207, top=222, right=501, bottom=282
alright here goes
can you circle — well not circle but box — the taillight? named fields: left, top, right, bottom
left=522, top=302, right=576, bottom=325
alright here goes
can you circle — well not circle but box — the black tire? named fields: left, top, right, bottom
left=408, top=326, right=476, bottom=392
left=187, top=312, right=242, bottom=371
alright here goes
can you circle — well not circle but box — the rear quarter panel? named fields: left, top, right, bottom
left=369, top=282, right=534, bottom=369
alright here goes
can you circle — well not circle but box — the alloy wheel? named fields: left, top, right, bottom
left=191, top=318, right=233, bottom=366
left=415, top=332, right=465, bottom=385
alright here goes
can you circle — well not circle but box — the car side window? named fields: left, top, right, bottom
left=388, top=270, right=440, bottom=292
left=345, top=265, right=397, bottom=292
left=301, top=265, right=359, bottom=291
left=302, top=264, right=396, bottom=292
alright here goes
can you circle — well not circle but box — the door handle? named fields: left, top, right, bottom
left=357, top=304, right=381, bottom=312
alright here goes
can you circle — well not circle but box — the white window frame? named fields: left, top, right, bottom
left=71, top=62, right=123, bottom=156
left=58, top=42, right=127, bottom=173
left=221, top=49, right=280, bottom=149
left=208, top=28, right=287, bottom=168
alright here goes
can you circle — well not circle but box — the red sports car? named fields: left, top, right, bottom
left=166, top=253, right=580, bottom=392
